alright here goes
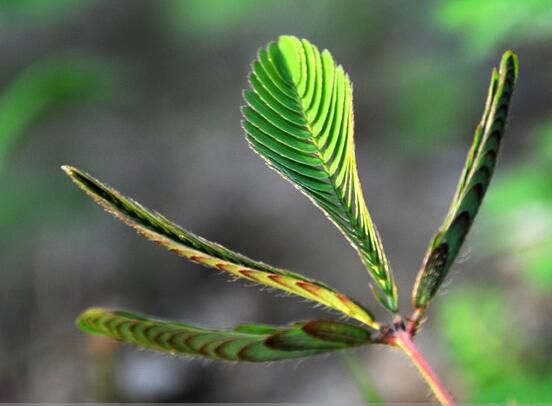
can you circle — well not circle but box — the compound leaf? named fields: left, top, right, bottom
left=63, top=165, right=378, bottom=329
left=77, top=308, right=375, bottom=362
left=413, top=50, right=519, bottom=310
left=242, top=35, right=398, bottom=312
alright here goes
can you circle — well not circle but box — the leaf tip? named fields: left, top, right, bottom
left=61, top=164, right=76, bottom=176
left=61, top=164, right=96, bottom=195
left=76, top=307, right=106, bottom=335
left=500, top=49, right=519, bottom=82
left=61, top=165, right=87, bottom=185
left=273, top=35, right=303, bottom=85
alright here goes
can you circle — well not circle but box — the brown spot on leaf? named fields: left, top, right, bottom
left=267, top=274, right=291, bottom=289
left=190, top=255, right=205, bottom=263
left=297, top=281, right=321, bottom=296
left=239, top=269, right=260, bottom=283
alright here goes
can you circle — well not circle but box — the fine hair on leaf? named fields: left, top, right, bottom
left=64, top=36, right=519, bottom=405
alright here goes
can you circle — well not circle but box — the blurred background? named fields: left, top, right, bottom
left=0, top=0, right=551, bottom=403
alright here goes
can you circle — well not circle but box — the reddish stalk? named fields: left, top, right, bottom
left=391, top=328, right=455, bottom=406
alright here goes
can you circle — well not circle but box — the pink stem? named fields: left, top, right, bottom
left=393, top=329, right=456, bottom=405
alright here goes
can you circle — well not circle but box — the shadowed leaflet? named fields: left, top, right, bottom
left=77, top=308, right=375, bottom=362
left=413, top=51, right=519, bottom=310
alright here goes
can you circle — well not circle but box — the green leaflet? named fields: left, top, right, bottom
left=62, top=166, right=378, bottom=329
left=63, top=39, right=521, bottom=381
left=413, top=51, right=519, bottom=310
left=242, top=35, right=398, bottom=312
left=77, top=308, right=374, bottom=362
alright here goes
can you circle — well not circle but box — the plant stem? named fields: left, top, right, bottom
left=393, top=329, right=455, bottom=405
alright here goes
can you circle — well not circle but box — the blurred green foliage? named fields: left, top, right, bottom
left=158, top=0, right=382, bottom=53
left=0, top=54, right=123, bottom=170
left=483, top=121, right=552, bottom=288
left=160, top=0, right=271, bottom=41
left=0, top=0, right=94, bottom=23
left=0, top=54, right=126, bottom=238
left=387, top=57, right=469, bottom=153
left=435, top=0, right=552, bottom=58
left=439, top=289, right=552, bottom=402
left=391, top=0, right=552, bottom=154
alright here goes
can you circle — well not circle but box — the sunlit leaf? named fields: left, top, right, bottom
left=242, top=35, right=398, bottom=312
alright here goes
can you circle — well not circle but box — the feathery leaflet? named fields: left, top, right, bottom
left=413, top=51, right=519, bottom=309
left=242, top=35, right=398, bottom=312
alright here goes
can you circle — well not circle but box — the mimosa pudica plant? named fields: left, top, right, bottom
left=63, top=36, right=519, bottom=405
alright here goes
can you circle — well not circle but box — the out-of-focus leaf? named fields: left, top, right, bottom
left=439, top=290, right=519, bottom=383
left=159, top=0, right=273, bottom=42
left=435, top=0, right=552, bottom=58
left=387, top=57, right=468, bottom=154
left=481, top=121, right=552, bottom=290
left=479, top=374, right=552, bottom=404
left=242, top=35, right=398, bottom=312
left=413, top=51, right=519, bottom=310
left=485, top=167, right=552, bottom=215
left=77, top=308, right=375, bottom=362
left=0, top=176, right=81, bottom=237
left=0, top=0, right=94, bottom=23
left=525, top=246, right=552, bottom=287
left=481, top=202, right=552, bottom=290
left=439, top=289, right=552, bottom=402
left=0, top=53, right=124, bottom=170
left=538, top=121, right=552, bottom=161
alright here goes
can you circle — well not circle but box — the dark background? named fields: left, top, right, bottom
left=0, top=0, right=551, bottom=402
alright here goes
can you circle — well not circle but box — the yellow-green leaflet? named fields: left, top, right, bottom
left=62, top=166, right=378, bottom=329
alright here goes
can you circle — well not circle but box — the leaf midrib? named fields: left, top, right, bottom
left=286, top=80, right=369, bottom=256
